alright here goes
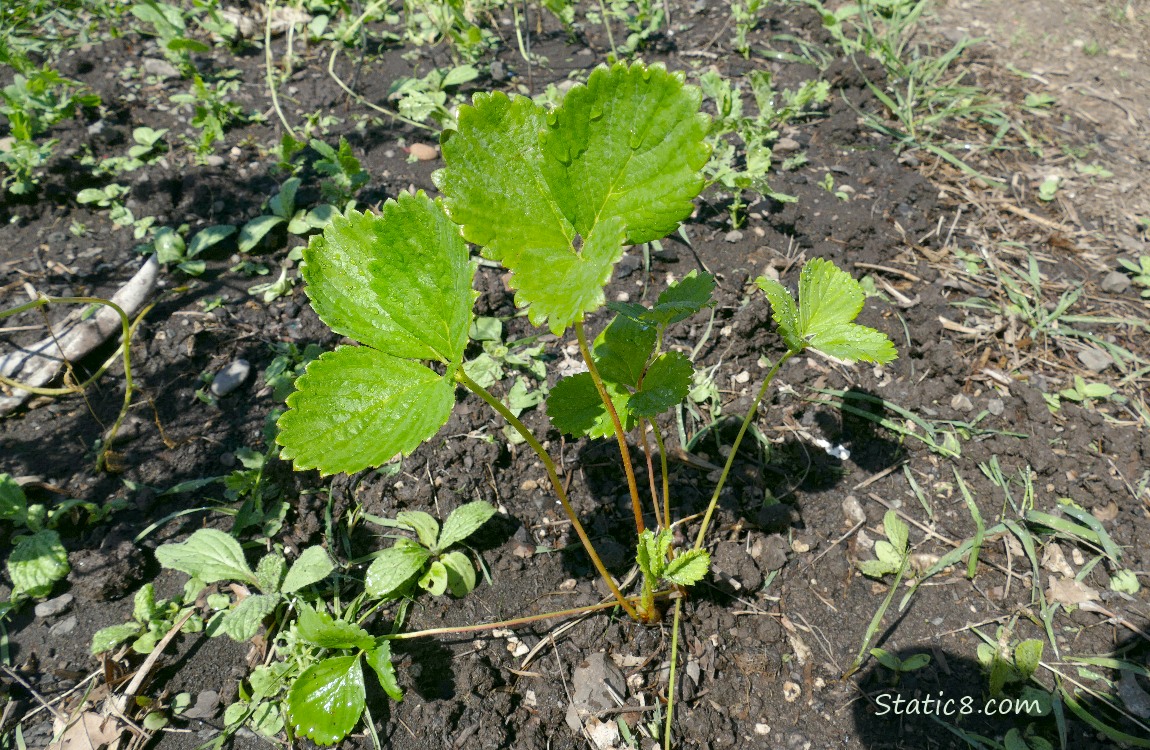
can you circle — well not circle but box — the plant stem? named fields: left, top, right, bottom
left=595, top=0, right=618, bottom=60
left=456, top=369, right=639, bottom=621
left=842, top=551, right=909, bottom=680
left=663, top=596, right=683, bottom=750
left=393, top=595, right=654, bottom=640
left=692, top=350, right=795, bottom=550
left=638, top=419, right=663, bottom=530
left=574, top=319, right=646, bottom=535
left=650, top=420, right=671, bottom=532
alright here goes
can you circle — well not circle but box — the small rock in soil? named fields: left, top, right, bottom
left=143, top=57, right=180, bottom=79
left=950, top=393, right=973, bottom=412
left=757, top=534, right=790, bottom=572
left=1101, top=270, right=1131, bottom=294
left=775, top=137, right=800, bottom=153
left=211, top=358, right=251, bottom=396
left=34, top=593, right=73, bottom=618
left=841, top=495, right=865, bottom=526
left=49, top=615, right=77, bottom=636
left=408, top=143, right=438, bottom=161
left=987, top=397, right=1005, bottom=416
left=1077, top=348, right=1113, bottom=373
left=724, top=229, right=743, bottom=243
left=183, top=690, right=220, bottom=720
left=566, top=653, right=626, bottom=733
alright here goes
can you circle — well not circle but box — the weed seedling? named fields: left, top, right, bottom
left=1118, top=256, right=1150, bottom=297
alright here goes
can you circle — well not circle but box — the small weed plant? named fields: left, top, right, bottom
left=263, top=61, right=896, bottom=745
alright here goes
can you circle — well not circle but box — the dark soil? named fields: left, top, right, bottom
left=2, top=2, right=1148, bottom=749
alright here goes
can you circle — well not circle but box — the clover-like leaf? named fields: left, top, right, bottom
left=546, top=373, right=634, bottom=438
left=437, top=501, right=497, bottom=551
left=757, top=258, right=897, bottom=363
left=277, top=346, right=455, bottom=476
left=630, top=352, right=692, bottom=417
left=366, top=642, right=403, bottom=702
left=155, top=529, right=256, bottom=586
left=663, top=549, right=710, bottom=586
left=364, top=541, right=431, bottom=599
left=301, top=193, right=474, bottom=363
left=288, top=655, right=365, bottom=746
left=297, top=604, right=375, bottom=650
left=219, top=594, right=279, bottom=642
left=281, top=546, right=335, bottom=594
left=436, top=62, right=709, bottom=333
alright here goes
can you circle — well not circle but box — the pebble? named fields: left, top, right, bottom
left=142, top=57, right=180, bottom=79
left=755, top=723, right=772, bottom=736
left=775, top=137, right=801, bottom=153
left=950, top=393, right=974, bottom=412
left=48, top=616, right=77, bottom=636
left=841, top=495, right=866, bottom=526
left=87, top=120, right=105, bottom=136
left=204, top=155, right=225, bottom=167
left=1101, top=270, right=1131, bottom=294
left=724, top=229, right=743, bottom=243
left=1077, top=348, right=1113, bottom=373
left=35, top=593, right=74, bottom=619
left=408, top=143, right=438, bottom=161
left=211, top=359, right=251, bottom=396
left=565, top=653, right=626, bottom=733
left=183, top=690, right=220, bottom=720
left=987, top=397, right=1005, bottom=416
left=757, top=534, right=789, bottom=572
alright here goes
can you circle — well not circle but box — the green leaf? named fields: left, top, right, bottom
left=662, top=549, right=710, bottom=586
left=1014, top=639, right=1043, bottom=680
left=858, top=559, right=897, bottom=578
left=1111, top=569, right=1141, bottom=595
left=0, top=474, right=28, bottom=525
left=870, top=647, right=901, bottom=671
left=364, top=542, right=431, bottom=598
left=154, top=529, right=256, bottom=585
left=630, top=352, right=692, bottom=417
left=237, top=215, right=285, bottom=253
left=468, top=316, right=503, bottom=342
left=288, top=655, right=365, bottom=746
left=636, top=529, right=671, bottom=581
left=798, top=258, right=896, bottom=364
left=436, top=62, right=709, bottom=334
left=281, top=546, right=335, bottom=593
left=301, top=194, right=474, bottom=364
left=546, top=372, right=634, bottom=438
left=438, top=501, right=497, bottom=551
left=219, top=594, right=279, bottom=641
left=297, top=604, right=375, bottom=650
left=647, top=270, right=716, bottom=326
left=396, top=511, right=440, bottom=549
left=882, top=510, right=909, bottom=553
left=462, top=352, right=502, bottom=389
left=133, top=583, right=160, bottom=623
left=901, top=653, right=931, bottom=671
left=873, top=541, right=901, bottom=567
left=91, top=623, right=142, bottom=654
left=256, top=553, right=287, bottom=594
left=440, top=550, right=477, bottom=597
left=755, top=276, right=803, bottom=352
left=8, top=530, right=69, bottom=599
left=594, top=316, right=656, bottom=387
left=418, top=560, right=448, bottom=596
left=366, top=642, right=403, bottom=701
left=269, top=178, right=300, bottom=218
left=277, top=346, right=455, bottom=476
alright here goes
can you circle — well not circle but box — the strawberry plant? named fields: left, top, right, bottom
left=275, top=61, right=897, bottom=745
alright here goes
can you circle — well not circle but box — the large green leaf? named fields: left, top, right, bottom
left=154, top=529, right=256, bottom=585
left=8, top=530, right=69, bottom=599
left=296, top=604, right=375, bottom=650
left=302, top=193, right=475, bottom=363
left=593, top=316, right=656, bottom=388
left=546, top=372, right=634, bottom=438
left=277, top=346, right=455, bottom=476
left=288, top=655, right=365, bottom=746
left=436, top=62, right=709, bottom=333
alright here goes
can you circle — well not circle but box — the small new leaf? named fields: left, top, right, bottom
left=396, top=511, right=440, bottom=550
left=366, top=642, right=403, bottom=702
left=756, top=259, right=896, bottom=363
left=440, top=551, right=477, bottom=597
left=437, top=501, right=496, bottom=551
left=256, top=553, right=286, bottom=594
left=882, top=510, right=909, bottom=554
left=219, top=594, right=279, bottom=642
left=281, top=546, right=335, bottom=594
left=663, top=549, right=710, bottom=586
left=154, top=529, right=256, bottom=586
